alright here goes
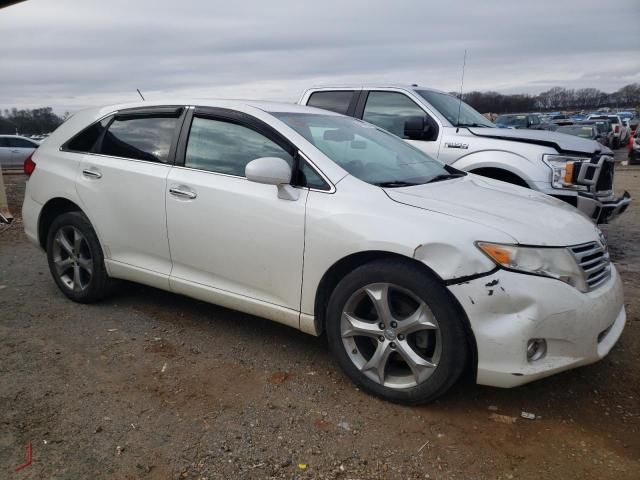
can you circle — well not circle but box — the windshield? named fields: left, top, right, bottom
left=273, top=113, right=457, bottom=186
left=495, top=115, right=527, bottom=127
left=557, top=126, right=593, bottom=138
left=416, top=90, right=494, bottom=128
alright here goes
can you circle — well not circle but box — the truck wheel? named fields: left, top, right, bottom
left=46, top=211, right=116, bottom=303
left=325, top=259, right=468, bottom=404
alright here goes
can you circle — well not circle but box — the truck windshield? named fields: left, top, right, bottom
left=416, top=90, right=494, bottom=128
left=273, top=113, right=461, bottom=187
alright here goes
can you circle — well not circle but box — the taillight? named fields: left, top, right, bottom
left=614, top=125, right=620, bottom=133
left=23, top=153, right=36, bottom=176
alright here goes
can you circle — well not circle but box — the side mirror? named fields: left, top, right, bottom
left=245, top=157, right=299, bottom=201
left=404, top=116, right=430, bottom=140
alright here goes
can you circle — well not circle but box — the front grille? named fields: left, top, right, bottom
left=569, top=241, right=611, bottom=291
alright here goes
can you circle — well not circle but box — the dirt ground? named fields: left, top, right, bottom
left=1, top=153, right=639, bottom=479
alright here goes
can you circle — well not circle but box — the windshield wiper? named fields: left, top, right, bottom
left=374, top=180, right=421, bottom=188
left=455, top=122, right=490, bottom=128
left=425, top=173, right=466, bottom=184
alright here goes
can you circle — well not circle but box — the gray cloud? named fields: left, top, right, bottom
left=1, top=0, right=639, bottom=113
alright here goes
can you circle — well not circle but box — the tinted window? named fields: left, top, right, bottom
left=100, top=116, right=178, bottom=163
left=185, top=117, right=293, bottom=176
left=8, top=137, right=38, bottom=148
left=363, top=92, right=428, bottom=137
left=0, top=137, right=9, bottom=147
left=65, top=117, right=111, bottom=153
left=307, top=91, right=354, bottom=114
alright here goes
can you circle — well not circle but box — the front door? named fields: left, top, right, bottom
left=166, top=109, right=307, bottom=312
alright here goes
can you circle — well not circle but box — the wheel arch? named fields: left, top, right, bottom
left=38, top=197, right=84, bottom=251
left=468, top=167, right=529, bottom=188
left=312, top=250, right=478, bottom=376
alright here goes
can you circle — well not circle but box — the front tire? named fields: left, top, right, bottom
left=325, top=259, right=468, bottom=405
left=46, top=211, right=115, bottom=303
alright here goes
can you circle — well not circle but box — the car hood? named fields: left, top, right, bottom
left=468, top=127, right=610, bottom=155
left=384, top=174, right=600, bottom=246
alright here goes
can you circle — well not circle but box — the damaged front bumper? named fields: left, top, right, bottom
left=448, top=267, right=626, bottom=388
left=576, top=190, right=631, bottom=223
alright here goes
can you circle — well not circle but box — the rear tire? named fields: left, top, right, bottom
left=325, top=259, right=468, bottom=405
left=46, top=211, right=116, bottom=303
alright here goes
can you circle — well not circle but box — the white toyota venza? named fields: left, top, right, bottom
left=22, top=100, right=626, bottom=404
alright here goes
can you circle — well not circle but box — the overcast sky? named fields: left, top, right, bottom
left=1, top=0, right=639, bottom=113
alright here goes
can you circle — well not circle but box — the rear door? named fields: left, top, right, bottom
left=73, top=107, right=185, bottom=285
left=165, top=107, right=307, bottom=311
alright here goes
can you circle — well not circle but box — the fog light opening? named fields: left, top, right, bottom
left=527, top=339, right=547, bottom=362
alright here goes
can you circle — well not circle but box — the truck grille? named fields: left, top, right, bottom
left=569, top=241, right=611, bottom=290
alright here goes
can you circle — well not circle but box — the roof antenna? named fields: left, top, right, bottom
left=136, top=88, right=145, bottom=101
left=455, top=50, right=467, bottom=133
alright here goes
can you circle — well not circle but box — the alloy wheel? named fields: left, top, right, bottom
left=52, top=226, right=93, bottom=293
left=341, top=283, right=441, bottom=389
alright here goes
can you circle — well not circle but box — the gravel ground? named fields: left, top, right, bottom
left=1, top=153, right=639, bottom=479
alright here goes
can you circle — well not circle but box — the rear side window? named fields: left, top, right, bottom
left=0, top=138, right=8, bottom=147
left=100, top=116, right=179, bottom=163
left=184, top=116, right=293, bottom=176
left=64, top=117, right=111, bottom=153
left=307, top=91, right=354, bottom=114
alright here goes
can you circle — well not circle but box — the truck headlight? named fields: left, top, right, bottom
left=543, top=154, right=590, bottom=191
left=477, top=242, right=588, bottom=292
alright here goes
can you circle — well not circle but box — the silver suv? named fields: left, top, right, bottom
left=300, top=85, right=631, bottom=223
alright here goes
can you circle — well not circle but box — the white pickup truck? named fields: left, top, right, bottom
left=299, top=85, right=631, bottom=223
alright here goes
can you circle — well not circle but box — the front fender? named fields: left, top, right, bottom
left=450, top=150, right=549, bottom=185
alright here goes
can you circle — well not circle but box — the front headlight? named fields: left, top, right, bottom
left=543, top=154, right=590, bottom=191
left=477, top=242, right=587, bottom=292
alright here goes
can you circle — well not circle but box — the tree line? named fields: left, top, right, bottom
left=2, top=83, right=639, bottom=135
left=0, top=107, right=67, bottom=136
left=458, top=83, right=640, bottom=114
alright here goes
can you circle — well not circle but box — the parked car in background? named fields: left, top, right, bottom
left=549, top=113, right=573, bottom=126
left=579, top=120, right=614, bottom=147
left=629, top=128, right=640, bottom=164
left=629, top=119, right=639, bottom=146
left=557, top=125, right=607, bottom=145
left=22, top=99, right=627, bottom=404
left=588, top=115, right=625, bottom=148
left=494, top=113, right=555, bottom=130
left=300, top=85, right=630, bottom=223
left=0, top=135, right=39, bottom=169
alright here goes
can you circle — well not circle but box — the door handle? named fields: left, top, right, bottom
left=10, top=149, right=20, bottom=153
left=82, top=168, right=102, bottom=179
left=169, top=186, right=197, bottom=199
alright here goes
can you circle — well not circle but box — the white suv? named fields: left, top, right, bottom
left=300, top=86, right=631, bottom=223
left=22, top=100, right=626, bottom=404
